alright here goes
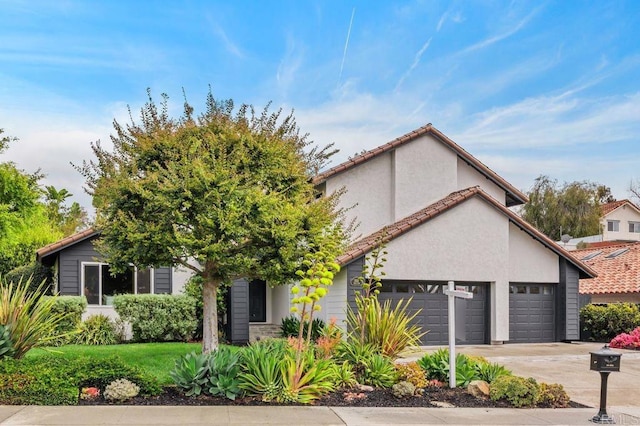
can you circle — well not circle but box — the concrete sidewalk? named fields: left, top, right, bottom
left=1, top=406, right=640, bottom=426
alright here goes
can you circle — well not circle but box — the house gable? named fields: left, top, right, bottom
left=601, top=200, right=640, bottom=242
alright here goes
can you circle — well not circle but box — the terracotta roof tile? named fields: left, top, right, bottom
left=575, top=242, right=640, bottom=295
left=312, top=124, right=528, bottom=207
left=601, top=199, right=639, bottom=216
left=337, top=187, right=596, bottom=279
left=36, top=228, right=99, bottom=261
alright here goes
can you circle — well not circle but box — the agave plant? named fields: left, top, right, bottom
left=0, top=324, right=15, bottom=359
left=0, top=276, right=73, bottom=358
left=207, top=346, right=242, bottom=400
left=169, top=351, right=209, bottom=396
left=279, top=349, right=336, bottom=404
left=238, top=340, right=286, bottom=402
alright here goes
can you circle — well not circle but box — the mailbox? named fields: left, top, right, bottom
left=590, top=345, right=622, bottom=372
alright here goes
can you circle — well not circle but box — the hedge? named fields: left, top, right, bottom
left=44, top=296, right=87, bottom=346
left=580, top=303, right=640, bottom=342
left=113, top=294, right=197, bottom=342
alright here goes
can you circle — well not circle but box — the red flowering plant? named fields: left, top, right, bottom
left=609, top=327, right=640, bottom=350
left=80, top=387, right=101, bottom=400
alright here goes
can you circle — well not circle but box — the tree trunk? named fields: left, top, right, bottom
left=202, top=276, right=220, bottom=354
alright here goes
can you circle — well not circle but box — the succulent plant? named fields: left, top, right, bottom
left=103, top=378, right=140, bottom=401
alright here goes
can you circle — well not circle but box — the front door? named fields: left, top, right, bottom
left=249, top=279, right=266, bottom=322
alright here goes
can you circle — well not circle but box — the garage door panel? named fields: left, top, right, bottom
left=509, top=284, right=555, bottom=343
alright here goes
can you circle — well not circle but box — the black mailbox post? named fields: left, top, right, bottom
left=589, top=345, right=622, bottom=424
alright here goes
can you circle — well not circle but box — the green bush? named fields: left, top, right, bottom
left=46, top=296, right=87, bottom=346
left=170, top=351, right=209, bottom=396
left=207, top=347, right=242, bottom=400
left=0, top=325, right=14, bottom=359
left=280, top=315, right=325, bottom=341
left=4, top=262, right=54, bottom=295
left=538, top=382, right=570, bottom=408
left=476, top=362, right=512, bottom=383
left=580, top=303, right=640, bottom=341
left=75, top=314, right=119, bottom=345
left=0, top=354, right=160, bottom=405
left=490, top=375, right=540, bottom=407
left=335, top=341, right=396, bottom=388
left=113, top=294, right=197, bottom=342
left=238, top=340, right=287, bottom=402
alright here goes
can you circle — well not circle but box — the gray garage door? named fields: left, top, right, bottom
left=378, top=281, right=488, bottom=345
left=509, top=284, right=555, bottom=343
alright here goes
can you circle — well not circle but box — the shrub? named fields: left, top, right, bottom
left=103, top=378, right=140, bottom=401
left=75, top=314, right=118, bottom=345
left=0, top=354, right=160, bottom=405
left=0, top=277, right=77, bottom=358
left=4, top=262, right=54, bottom=295
left=331, top=361, right=357, bottom=388
left=417, top=348, right=449, bottom=382
left=580, top=303, right=640, bottom=342
left=346, top=295, right=425, bottom=358
left=280, top=315, right=325, bottom=341
left=538, top=382, right=570, bottom=408
left=46, top=296, right=87, bottom=346
left=395, top=362, right=428, bottom=389
left=490, top=375, right=540, bottom=408
left=113, top=294, right=197, bottom=342
left=610, top=326, right=640, bottom=350
left=239, top=340, right=287, bottom=402
left=170, top=351, right=209, bottom=396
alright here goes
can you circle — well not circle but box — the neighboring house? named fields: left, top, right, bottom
left=229, top=124, right=597, bottom=345
left=559, top=200, right=640, bottom=250
left=36, top=228, right=192, bottom=319
left=575, top=242, right=640, bottom=304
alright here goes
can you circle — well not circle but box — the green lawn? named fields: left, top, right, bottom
left=26, top=342, right=203, bottom=385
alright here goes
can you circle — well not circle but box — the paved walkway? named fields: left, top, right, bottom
left=1, top=406, right=640, bottom=426
left=2, top=343, right=639, bottom=425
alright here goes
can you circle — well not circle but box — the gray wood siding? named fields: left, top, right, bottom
left=229, top=278, right=250, bottom=344
left=346, top=257, right=365, bottom=315
left=58, top=237, right=101, bottom=296
left=557, top=258, right=580, bottom=341
left=153, top=267, right=172, bottom=294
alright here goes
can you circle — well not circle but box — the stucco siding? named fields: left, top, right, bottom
left=326, top=152, right=393, bottom=238
left=456, top=157, right=506, bottom=204
left=508, top=222, right=560, bottom=282
left=394, top=134, right=457, bottom=219
left=381, top=197, right=509, bottom=281
left=602, top=205, right=640, bottom=242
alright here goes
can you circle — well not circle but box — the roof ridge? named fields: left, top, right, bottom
left=36, top=228, right=99, bottom=260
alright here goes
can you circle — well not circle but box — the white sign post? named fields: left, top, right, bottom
left=443, top=281, right=473, bottom=389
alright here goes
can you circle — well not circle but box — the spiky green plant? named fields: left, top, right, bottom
left=279, top=349, right=336, bottom=404
left=238, top=340, right=287, bottom=402
left=0, top=276, right=74, bottom=358
left=169, top=351, right=209, bottom=396
left=0, top=324, right=15, bottom=359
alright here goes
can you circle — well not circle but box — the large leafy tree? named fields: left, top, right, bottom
left=0, top=129, right=61, bottom=276
left=77, top=91, right=345, bottom=353
left=521, top=175, right=613, bottom=240
left=43, top=185, right=89, bottom=237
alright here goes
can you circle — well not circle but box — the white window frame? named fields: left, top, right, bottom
left=607, top=220, right=620, bottom=232
left=81, top=262, right=155, bottom=306
left=629, top=221, right=640, bottom=233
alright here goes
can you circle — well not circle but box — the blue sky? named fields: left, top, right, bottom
left=1, top=0, right=640, bottom=211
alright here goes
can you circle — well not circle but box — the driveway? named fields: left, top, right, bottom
left=401, top=342, right=640, bottom=408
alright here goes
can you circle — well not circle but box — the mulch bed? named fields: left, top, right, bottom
left=79, top=386, right=590, bottom=408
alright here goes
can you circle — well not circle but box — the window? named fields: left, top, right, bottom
left=581, top=251, right=602, bottom=261
left=81, top=263, right=154, bottom=305
left=605, top=248, right=629, bottom=259
left=607, top=221, right=619, bottom=232
left=629, top=222, right=640, bottom=233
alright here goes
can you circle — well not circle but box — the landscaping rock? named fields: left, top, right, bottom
left=468, top=380, right=490, bottom=398
left=356, top=384, right=374, bottom=392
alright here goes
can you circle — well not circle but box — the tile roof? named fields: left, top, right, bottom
left=36, top=228, right=99, bottom=261
left=336, top=186, right=597, bottom=279
left=601, top=199, right=639, bottom=216
left=575, top=242, right=640, bottom=295
left=312, top=124, right=528, bottom=207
